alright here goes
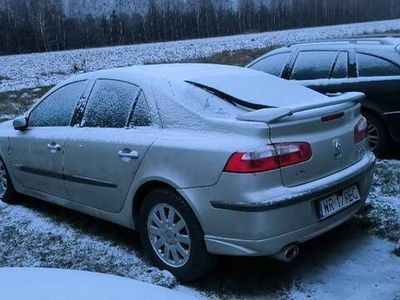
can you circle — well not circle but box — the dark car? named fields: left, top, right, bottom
left=247, top=36, right=400, bottom=155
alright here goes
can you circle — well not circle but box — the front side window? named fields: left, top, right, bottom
left=82, top=79, right=140, bottom=128
left=291, top=51, right=338, bottom=80
left=29, top=81, right=86, bottom=127
left=250, top=53, right=290, bottom=77
left=357, top=53, right=400, bottom=77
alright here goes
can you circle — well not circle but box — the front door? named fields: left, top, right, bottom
left=8, top=80, right=88, bottom=199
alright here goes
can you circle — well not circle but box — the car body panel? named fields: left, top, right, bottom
left=0, top=64, right=375, bottom=258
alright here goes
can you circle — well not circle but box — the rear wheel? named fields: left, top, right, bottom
left=364, top=113, right=388, bottom=156
left=139, top=188, right=214, bottom=282
left=0, top=158, right=17, bottom=204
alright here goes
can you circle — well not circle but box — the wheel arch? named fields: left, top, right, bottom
left=131, top=180, right=201, bottom=230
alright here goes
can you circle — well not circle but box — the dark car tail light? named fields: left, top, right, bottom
left=354, top=117, right=368, bottom=143
left=224, top=143, right=312, bottom=173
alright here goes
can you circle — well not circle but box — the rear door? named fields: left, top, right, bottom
left=64, top=79, right=155, bottom=213
left=8, top=81, right=87, bottom=199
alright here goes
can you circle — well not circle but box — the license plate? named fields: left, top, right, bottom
left=317, top=185, right=361, bottom=220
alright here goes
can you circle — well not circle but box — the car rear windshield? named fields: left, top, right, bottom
left=186, top=81, right=270, bottom=110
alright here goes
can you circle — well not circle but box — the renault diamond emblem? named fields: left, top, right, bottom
left=332, top=139, right=342, bottom=160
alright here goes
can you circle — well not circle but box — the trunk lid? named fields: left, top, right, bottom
left=268, top=102, right=364, bottom=187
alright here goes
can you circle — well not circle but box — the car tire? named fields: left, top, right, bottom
left=139, top=188, right=215, bottom=282
left=0, top=158, right=17, bottom=204
left=364, top=113, right=388, bottom=156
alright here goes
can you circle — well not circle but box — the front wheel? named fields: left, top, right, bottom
left=139, top=188, right=214, bottom=282
left=0, top=158, right=17, bottom=204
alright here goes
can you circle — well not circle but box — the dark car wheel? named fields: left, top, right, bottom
left=139, top=188, right=214, bottom=282
left=0, top=158, right=17, bottom=204
left=364, top=113, right=388, bottom=156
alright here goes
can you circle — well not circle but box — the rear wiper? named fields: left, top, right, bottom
left=186, top=80, right=272, bottom=110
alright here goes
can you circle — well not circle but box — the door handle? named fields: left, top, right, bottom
left=118, top=149, right=139, bottom=160
left=47, top=143, right=62, bottom=153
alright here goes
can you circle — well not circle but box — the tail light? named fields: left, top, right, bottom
left=224, top=142, right=312, bottom=173
left=354, top=117, right=368, bottom=143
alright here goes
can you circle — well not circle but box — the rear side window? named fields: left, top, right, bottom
left=331, top=52, right=348, bottom=79
left=82, top=79, right=140, bottom=128
left=29, top=81, right=86, bottom=127
left=129, top=91, right=153, bottom=127
left=357, top=53, right=400, bottom=77
left=250, top=53, right=290, bottom=77
left=291, top=51, right=338, bottom=80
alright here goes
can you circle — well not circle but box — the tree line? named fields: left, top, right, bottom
left=0, top=0, right=400, bottom=55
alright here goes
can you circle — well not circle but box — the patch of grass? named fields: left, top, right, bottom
left=0, top=86, right=53, bottom=119
left=185, top=46, right=278, bottom=66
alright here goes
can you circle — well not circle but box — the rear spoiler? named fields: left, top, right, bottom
left=237, top=92, right=364, bottom=123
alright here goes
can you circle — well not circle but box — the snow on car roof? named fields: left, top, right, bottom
left=72, top=63, right=327, bottom=109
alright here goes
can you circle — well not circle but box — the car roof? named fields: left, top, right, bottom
left=70, top=63, right=253, bottom=82
left=248, top=36, right=400, bottom=67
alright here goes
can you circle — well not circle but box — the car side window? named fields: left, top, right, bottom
left=129, top=91, right=153, bottom=127
left=291, top=51, right=338, bottom=80
left=331, top=52, right=348, bottom=79
left=82, top=79, right=140, bottom=128
left=357, top=53, right=400, bottom=77
left=29, top=81, right=86, bottom=127
left=250, top=53, right=290, bottom=77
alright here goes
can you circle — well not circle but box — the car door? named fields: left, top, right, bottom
left=63, top=79, right=156, bottom=213
left=8, top=80, right=88, bottom=199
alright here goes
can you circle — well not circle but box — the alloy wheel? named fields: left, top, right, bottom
left=0, top=160, right=8, bottom=198
left=367, top=121, right=379, bottom=151
left=147, top=203, right=191, bottom=268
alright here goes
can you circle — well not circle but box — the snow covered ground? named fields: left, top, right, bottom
left=0, top=18, right=400, bottom=93
left=0, top=268, right=195, bottom=300
left=0, top=159, right=399, bottom=299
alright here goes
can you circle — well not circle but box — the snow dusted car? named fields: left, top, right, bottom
left=247, top=36, right=400, bottom=155
left=0, top=64, right=375, bottom=281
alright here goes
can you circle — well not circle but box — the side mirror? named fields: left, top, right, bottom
left=13, top=116, right=28, bottom=131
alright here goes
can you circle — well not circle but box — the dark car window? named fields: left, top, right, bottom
left=29, top=81, right=86, bottom=127
left=83, top=79, right=140, bottom=128
left=357, top=53, right=400, bottom=77
left=331, top=52, right=348, bottom=79
left=291, top=51, right=338, bottom=80
left=250, top=53, right=290, bottom=77
left=129, top=91, right=153, bottom=127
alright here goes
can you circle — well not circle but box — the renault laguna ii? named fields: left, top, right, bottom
left=0, top=64, right=375, bottom=281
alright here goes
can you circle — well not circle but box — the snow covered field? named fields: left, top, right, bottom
left=0, top=18, right=400, bottom=93
left=0, top=160, right=399, bottom=299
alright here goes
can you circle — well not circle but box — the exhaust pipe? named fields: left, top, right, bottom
left=272, top=244, right=299, bottom=262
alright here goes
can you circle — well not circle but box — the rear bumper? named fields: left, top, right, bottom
left=181, top=151, right=375, bottom=256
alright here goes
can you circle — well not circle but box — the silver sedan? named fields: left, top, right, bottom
left=0, top=64, right=375, bottom=281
